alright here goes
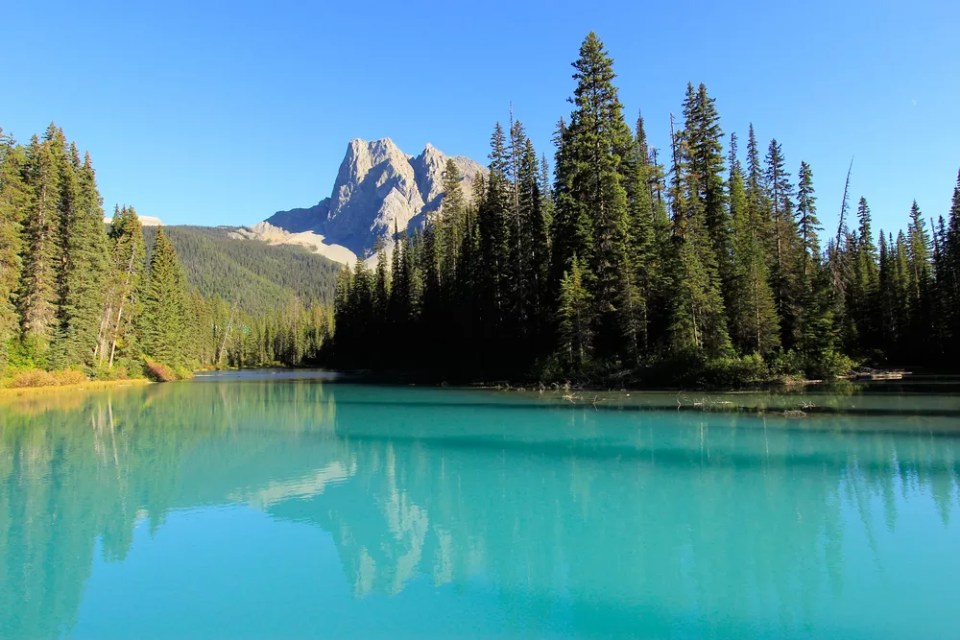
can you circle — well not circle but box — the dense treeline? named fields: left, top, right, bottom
left=0, top=125, right=332, bottom=380
left=332, top=33, right=960, bottom=383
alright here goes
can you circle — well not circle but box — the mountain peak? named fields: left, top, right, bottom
left=348, top=136, right=396, bottom=148
left=260, top=138, right=486, bottom=263
left=340, top=138, right=406, bottom=177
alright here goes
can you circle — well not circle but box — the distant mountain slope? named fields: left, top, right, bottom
left=143, top=226, right=340, bottom=315
left=250, top=138, right=486, bottom=263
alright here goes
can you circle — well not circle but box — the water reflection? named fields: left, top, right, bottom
left=1, top=382, right=958, bottom=637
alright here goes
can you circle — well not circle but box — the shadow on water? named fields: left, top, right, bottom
left=0, top=379, right=958, bottom=638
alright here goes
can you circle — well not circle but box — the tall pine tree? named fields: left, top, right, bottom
left=139, top=228, right=190, bottom=368
left=51, top=151, right=110, bottom=367
left=551, top=32, right=636, bottom=360
left=665, top=84, right=731, bottom=357
left=728, top=134, right=779, bottom=355
left=0, top=130, right=30, bottom=365
left=17, top=131, right=63, bottom=358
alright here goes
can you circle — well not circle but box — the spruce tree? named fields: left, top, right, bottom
left=505, top=119, right=531, bottom=348
left=728, top=134, right=779, bottom=355
left=453, top=196, right=482, bottom=375
left=623, top=115, right=658, bottom=358
left=419, top=217, right=442, bottom=364
left=523, top=138, right=550, bottom=344
left=849, top=197, right=880, bottom=353
left=682, top=84, right=732, bottom=299
left=665, top=85, right=731, bottom=358
left=877, top=232, right=897, bottom=352
left=438, top=159, right=465, bottom=292
left=930, top=216, right=950, bottom=357
left=645, top=121, right=675, bottom=351
left=744, top=125, right=769, bottom=230
left=906, top=201, right=931, bottom=306
left=140, top=227, right=189, bottom=368
left=792, top=161, right=836, bottom=363
left=51, top=151, right=110, bottom=367
left=477, top=123, right=510, bottom=367
left=665, top=235, right=728, bottom=358
left=764, top=139, right=798, bottom=348
left=551, top=32, right=635, bottom=359
left=796, top=161, right=821, bottom=271
left=557, top=256, right=592, bottom=372
left=905, top=201, right=933, bottom=357
left=0, top=130, right=30, bottom=365
left=893, top=231, right=912, bottom=356
left=945, top=170, right=960, bottom=287
left=17, top=131, right=63, bottom=359
left=550, top=115, right=589, bottom=291
left=514, top=132, right=550, bottom=359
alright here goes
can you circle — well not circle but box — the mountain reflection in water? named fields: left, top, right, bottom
left=1, top=380, right=958, bottom=638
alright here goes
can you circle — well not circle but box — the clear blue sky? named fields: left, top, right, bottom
left=3, top=0, right=958, bottom=237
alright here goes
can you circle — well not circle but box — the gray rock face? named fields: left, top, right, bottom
left=264, top=138, right=485, bottom=260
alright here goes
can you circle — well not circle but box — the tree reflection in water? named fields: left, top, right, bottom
left=1, top=381, right=958, bottom=638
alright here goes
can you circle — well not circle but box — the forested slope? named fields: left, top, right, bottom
left=143, top=226, right=340, bottom=316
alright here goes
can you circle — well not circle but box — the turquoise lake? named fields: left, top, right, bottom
left=1, top=374, right=959, bottom=638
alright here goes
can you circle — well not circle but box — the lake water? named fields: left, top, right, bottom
left=1, top=374, right=958, bottom=638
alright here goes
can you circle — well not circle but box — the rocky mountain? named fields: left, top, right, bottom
left=246, top=138, right=485, bottom=264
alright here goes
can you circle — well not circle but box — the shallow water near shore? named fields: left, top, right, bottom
left=1, top=373, right=958, bottom=638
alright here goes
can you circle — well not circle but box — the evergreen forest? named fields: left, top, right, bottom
left=0, top=125, right=335, bottom=382
left=331, top=33, right=960, bottom=385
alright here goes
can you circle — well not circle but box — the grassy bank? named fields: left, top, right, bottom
left=0, top=377, right=154, bottom=399
left=0, top=357, right=194, bottom=392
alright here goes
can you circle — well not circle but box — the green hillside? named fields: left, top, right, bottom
left=143, top=226, right=341, bottom=316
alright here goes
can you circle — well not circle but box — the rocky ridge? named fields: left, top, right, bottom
left=243, top=138, right=485, bottom=264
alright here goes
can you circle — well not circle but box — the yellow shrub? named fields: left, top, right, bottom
left=52, top=369, right=88, bottom=386
left=9, top=370, right=57, bottom=388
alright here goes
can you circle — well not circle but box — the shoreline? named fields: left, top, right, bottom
left=324, top=369, right=829, bottom=392
left=0, top=378, right=154, bottom=400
